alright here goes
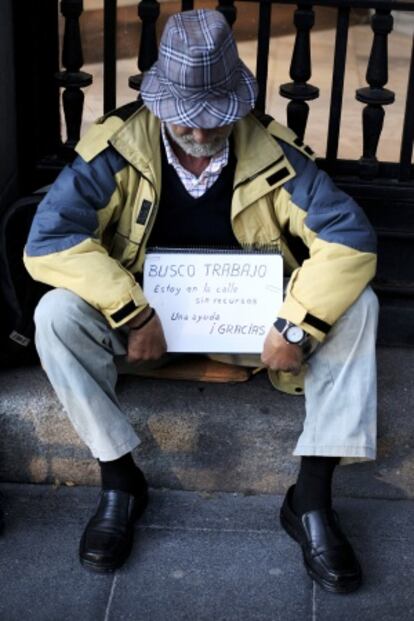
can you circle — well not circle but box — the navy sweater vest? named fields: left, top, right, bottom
left=147, top=142, right=239, bottom=248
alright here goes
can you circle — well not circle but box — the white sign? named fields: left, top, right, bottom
left=143, top=250, right=283, bottom=353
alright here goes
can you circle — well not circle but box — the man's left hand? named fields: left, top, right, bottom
left=261, top=326, right=303, bottom=375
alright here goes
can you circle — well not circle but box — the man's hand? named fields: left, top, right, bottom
left=126, top=308, right=167, bottom=363
left=261, top=326, right=303, bottom=375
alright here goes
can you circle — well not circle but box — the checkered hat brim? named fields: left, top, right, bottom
left=140, top=9, right=258, bottom=128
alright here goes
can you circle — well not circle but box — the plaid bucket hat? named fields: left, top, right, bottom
left=140, top=9, right=258, bottom=128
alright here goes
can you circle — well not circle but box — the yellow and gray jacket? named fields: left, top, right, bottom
left=24, top=104, right=377, bottom=342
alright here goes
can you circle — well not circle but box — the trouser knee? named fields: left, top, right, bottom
left=314, top=286, right=379, bottom=370
left=345, top=286, right=379, bottom=331
left=34, top=288, right=90, bottom=341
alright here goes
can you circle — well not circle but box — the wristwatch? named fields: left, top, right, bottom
left=273, top=318, right=309, bottom=348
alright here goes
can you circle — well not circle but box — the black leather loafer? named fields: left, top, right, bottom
left=79, top=488, right=148, bottom=573
left=280, top=485, right=362, bottom=593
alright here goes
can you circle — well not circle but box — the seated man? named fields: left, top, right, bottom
left=24, top=9, right=378, bottom=593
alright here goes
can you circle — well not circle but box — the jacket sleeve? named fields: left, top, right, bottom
left=275, top=141, right=377, bottom=341
left=24, top=149, right=148, bottom=328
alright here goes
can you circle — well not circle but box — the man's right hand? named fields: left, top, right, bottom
left=126, top=308, right=167, bottom=362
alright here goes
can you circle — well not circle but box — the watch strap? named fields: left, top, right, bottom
left=274, top=318, right=289, bottom=334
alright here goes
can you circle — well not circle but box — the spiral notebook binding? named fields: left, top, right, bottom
left=146, top=244, right=282, bottom=255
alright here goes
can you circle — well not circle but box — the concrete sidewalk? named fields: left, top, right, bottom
left=0, top=484, right=413, bottom=621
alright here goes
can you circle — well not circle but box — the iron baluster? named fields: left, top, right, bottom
left=255, top=0, right=272, bottom=113
left=217, top=0, right=237, bottom=27
left=56, top=0, right=92, bottom=159
left=356, top=9, right=395, bottom=179
left=326, top=6, right=350, bottom=161
left=104, top=0, right=117, bottom=113
left=279, top=3, right=319, bottom=142
left=129, top=0, right=160, bottom=92
left=399, top=34, right=414, bottom=181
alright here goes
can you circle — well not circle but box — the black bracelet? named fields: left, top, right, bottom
left=130, top=307, right=156, bottom=331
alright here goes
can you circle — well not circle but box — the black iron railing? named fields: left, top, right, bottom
left=55, top=0, right=413, bottom=183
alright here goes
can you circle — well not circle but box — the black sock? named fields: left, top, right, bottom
left=292, top=456, right=340, bottom=516
left=99, top=453, right=147, bottom=497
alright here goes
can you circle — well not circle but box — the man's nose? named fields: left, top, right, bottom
left=192, top=129, right=211, bottom=144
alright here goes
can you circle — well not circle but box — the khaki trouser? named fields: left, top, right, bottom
left=34, top=287, right=379, bottom=463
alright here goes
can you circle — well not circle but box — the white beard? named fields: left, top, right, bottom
left=165, top=123, right=232, bottom=158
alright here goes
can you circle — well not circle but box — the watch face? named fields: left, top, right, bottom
left=286, top=326, right=304, bottom=344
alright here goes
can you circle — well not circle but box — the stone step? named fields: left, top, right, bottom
left=1, top=347, right=413, bottom=499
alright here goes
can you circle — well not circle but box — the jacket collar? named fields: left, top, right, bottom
left=109, top=106, right=162, bottom=196
left=232, top=115, right=287, bottom=185
left=231, top=114, right=296, bottom=215
left=109, top=107, right=296, bottom=210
